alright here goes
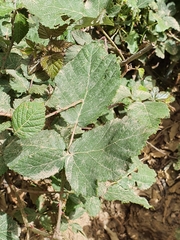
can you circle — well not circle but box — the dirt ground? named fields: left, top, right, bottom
left=63, top=95, right=180, bottom=240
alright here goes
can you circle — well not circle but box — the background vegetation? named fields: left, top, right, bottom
left=0, top=0, right=180, bottom=239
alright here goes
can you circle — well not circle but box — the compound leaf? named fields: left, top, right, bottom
left=12, top=101, right=45, bottom=138
left=65, top=117, right=150, bottom=196
left=54, top=42, right=120, bottom=126
left=4, top=130, right=65, bottom=179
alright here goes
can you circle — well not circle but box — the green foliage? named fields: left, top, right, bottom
left=0, top=0, right=179, bottom=239
left=12, top=101, right=45, bottom=138
left=0, top=213, right=19, bottom=240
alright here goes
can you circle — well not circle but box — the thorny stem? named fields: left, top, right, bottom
left=97, top=26, right=125, bottom=61
left=120, top=43, right=155, bottom=67
left=45, top=99, right=83, bottom=119
left=1, top=10, right=17, bottom=70
left=146, top=141, right=166, bottom=155
left=53, top=169, right=66, bottom=240
left=167, top=32, right=180, bottom=42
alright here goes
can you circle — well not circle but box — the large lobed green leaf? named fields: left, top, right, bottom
left=4, top=130, right=65, bottom=179
left=54, top=42, right=121, bottom=126
left=65, top=117, right=151, bottom=196
left=22, top=0, right=111, bottom=27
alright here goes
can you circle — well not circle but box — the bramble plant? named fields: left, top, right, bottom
left=0, top=0, right=179, bottom=239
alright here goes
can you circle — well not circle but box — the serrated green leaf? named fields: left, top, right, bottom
left=125, top=31, right=138, bottom=54
left=127, top=101, right=169, bottom=134
left=149, top=2, right=180, bottom=32
left=70, top=206, right=85, bottom=220
left=84, top=197, right=101, bottom=216
left=113, top=85, right=131, bottom=103
left=0, top=121, right=11, bottom=133
left=40, top=215, right=52, bottom=232
left=127, top=156, right=156, bottom=189
left=12, top=101, right=45, bottom=138
left=137, top=0, right=151, bottom=8
left=127, top=0, right=151, bottom=9
left=54, top=42, right=121, bottom=126
left=165, top=39, right=179, bottom=55
left=29, top=84, right=47, bottom=95
left=7, top=69, right=29, bottom=94
left=38, top=23, right=68, bottom=39
left=65, top=117, right=151, bottom=196
left=131, top=84, right=151, bottom=101
left=13, top=12, right=29, bottom=44
left=0, top=52, right=22, bottom=69
left=104, top=183, right=151, bottom=209
left=76, top=10, right=114, bottom=28
left=22, top=0, right=110, bottom=28
left=4, top=130, right=65, bottom=179
left=14, top=207, right=36, bottom=224
left=0, top=1, right=14, bottom=17
left=0, top=213, right=19, bottom=240
left=0, top=91, right=11, bottom=113
left=13, top=95, right=31, bottom=109
left=40, top=53, right=63, bottom=79
left=156, top=16, right=180, bottom=32
left=64, top=45, right=82, bottom=63
left=72, top=30, right=92, bottom=45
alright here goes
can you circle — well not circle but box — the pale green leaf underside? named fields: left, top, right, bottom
left=22, top=0, right=110, bottom=27
left=65, top=117, right=150, bottom=196
left=0, top=213, right=19, bottom=240
left=4, top=130, right=65, bottom=179
left=12, top=101, right=45, bottom=138
left=54, top=42, right=121, bottom=126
